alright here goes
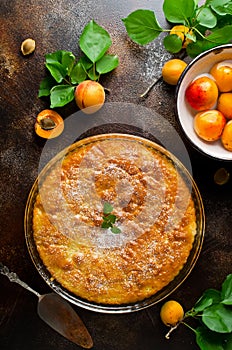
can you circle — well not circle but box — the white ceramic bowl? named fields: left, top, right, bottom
left=176, top=44, right=232, bottom=161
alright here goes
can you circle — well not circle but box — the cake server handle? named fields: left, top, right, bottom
left=0, top=263, right=41, bottom=297
left=0, top=262, right=93, bottom=349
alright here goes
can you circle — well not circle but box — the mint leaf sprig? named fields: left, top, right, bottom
left=38, top=20, right=119, bottom=108
left=101, top=202, right=121, bottom=234
left=166, top=274, right=232, bottom=350
left=122, top=0, right=232, bottom=58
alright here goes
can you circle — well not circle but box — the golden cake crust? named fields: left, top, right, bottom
left=33, top=134, right=196, bottom=304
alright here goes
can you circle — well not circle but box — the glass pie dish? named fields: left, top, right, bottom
left=25, top=133, right=205, bottom=313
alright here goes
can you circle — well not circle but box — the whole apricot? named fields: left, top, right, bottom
left=194, top=109, right=226, bottom=141
left=162, top=59, right=187, bottom=85
left=217, top=93, right=232, bottom=119
left=75, top=80, right=105, bottom=114
left=210, top=60, right=232, bottom=92
left=160, top=300, right=184, bottom=327
left=221, top=120, right=232, bottom=151
left=170, top=25, right=193, bottom=48
left=185, top=76, right=218, bottom=111
left=170, top=25, right=186, bottom=42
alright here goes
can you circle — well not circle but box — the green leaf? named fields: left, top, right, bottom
left=163, top=34, right=183, bottom=53
left=102, top=203, right=121, bottom=233
left=61, top=51, right=76, bottom=75
left=210, top=0, right=232, bottom=16
left=101, top=220, right=112, bottom=229
left=196, top=326, right=229, bottom=350
left=221, top=274, right=232, bottom=305
left=187, top=25, right=232, bottom=57
left=45, top=62, right=67, bottom=83
left=111, top=226, right=121, bottom=234
left=163, top=0, right=196, bottom=24
left=122, top=9, right=162, bottom=45
left=194, top=289, right=222, bottom=313
left=186, top=31, right=196, bottom=42
left=186, top=40, right=212, bottom=57
left=207, top=24, right=232, bottom=43
left=79, top=55, right=93, bottom=72
left=196, top=7, right=217, bottom=28
left=103, top=202, right=113, bottom=214
left=38, top=76, right=56, bottom=97
left=96, top=54, right=119, bottom=74
left=202, top=303, right=232, bottom=333
left=106, top=214, right=117, bottom=224
left=46, top=50, right=76, bottom=74
left=217, top=14, right=232, bottom=28
left=70, top=62, right=87, bottom=84
left=87, top=66, right=100, bottom=81
left=50, top=85, right=75, bottom=108
left=45, top=50, right=63, bottom=63
left=79, top=20, right=112, bottom=63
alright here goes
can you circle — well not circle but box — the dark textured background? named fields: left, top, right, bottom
left=0, top=1, right=232, bottom=349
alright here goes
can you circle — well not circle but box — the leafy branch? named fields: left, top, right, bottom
left=167, top=274, right=232, bottom=350
left=122, top=0, right=232, bottom=58
left=38, top=20, right=119, bottom=108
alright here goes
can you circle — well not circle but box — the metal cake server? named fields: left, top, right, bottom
left=0, top=263, right=93, bottom=349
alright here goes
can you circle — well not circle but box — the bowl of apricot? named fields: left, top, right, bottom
left=176, top=44, right=232, bottom=161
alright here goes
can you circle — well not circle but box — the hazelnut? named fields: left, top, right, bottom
left=214, top=168, right=230, bottom=185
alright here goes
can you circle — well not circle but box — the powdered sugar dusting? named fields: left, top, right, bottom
left=142, top=36, right=172, bottom=82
